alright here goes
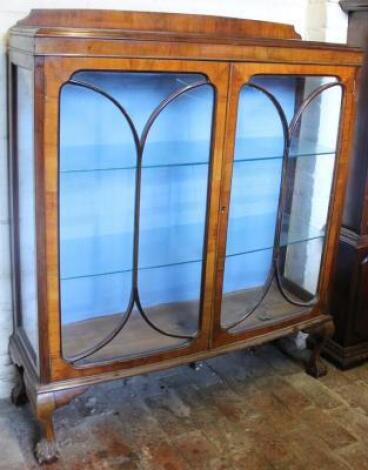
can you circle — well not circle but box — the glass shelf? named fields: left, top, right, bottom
left=59, top=138, right=336, bottom=174
left=61, top=256, right=201, bottom=281
left=59, top=141, right=211, bottom=173
left=227, top=234, right=324, bottom=259
left=61, top=259, right=203, bottom=326
left=60, top=216, right=206, bottom=280
left=60, top=165, right=209, bottom=280
left=226, top=212, right=326, bottom=258
left=234, top=137, right=335, bottom=162
left=61, top=231, right=323, bottom=282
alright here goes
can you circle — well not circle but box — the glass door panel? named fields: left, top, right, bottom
left=221, top=74, right=342, bottom=332
left=60, top=71, right=214, bottom=363
left=221, top=80, right=286, bottom=328
left=279, top=83, right=342, bottom=301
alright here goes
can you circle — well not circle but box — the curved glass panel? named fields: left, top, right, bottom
left=221, top=75, right=342, bottom=333
left=60, top=83, right=136, bottom=359
left=60, top=72, right=214, bottom=363
left=221, top=82, right=286, bottom=328
left=139, top=86, right=213, bottom=336
left=278, top=82, right=342, bottom=302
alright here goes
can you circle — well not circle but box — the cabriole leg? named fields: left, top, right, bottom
left=304, top=318, right=335, bottom=378
left=9, top=336, right=87, bottom=464
left=34, top=392, right=59, bottom=465
left=33, top=387, right=88, bottom=464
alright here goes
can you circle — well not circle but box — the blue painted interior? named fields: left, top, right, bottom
left=59, top=72, right=336, bottom=326
left=60, top=72, right=212, bottom=324
left=223, top=77, right=294, bottom=295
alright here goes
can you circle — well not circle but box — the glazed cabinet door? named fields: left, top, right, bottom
left=213, top=63, right=354, bottom=347
left=42, top=58, right=228, bottom=376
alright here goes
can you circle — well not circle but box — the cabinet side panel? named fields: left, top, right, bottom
left=13, top=65, right=39, bottom=366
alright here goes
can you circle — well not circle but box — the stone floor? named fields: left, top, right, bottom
left=1, top=342, right=368, bottom=469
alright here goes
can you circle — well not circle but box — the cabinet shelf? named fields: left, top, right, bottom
left=61, top=258, right=200, bottom=281
left=59, top=139, right=336, bottom=174
left=60, top=233, right=323, bottom=281
left=226, top=234, right=323, bottom=259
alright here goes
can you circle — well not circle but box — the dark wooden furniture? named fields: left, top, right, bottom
left=7, top=9, right=362, bottom=463
left=322, top=1, right=368, bottom=369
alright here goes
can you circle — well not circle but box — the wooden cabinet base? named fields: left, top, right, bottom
left=10, top=314, right=332, bottom=464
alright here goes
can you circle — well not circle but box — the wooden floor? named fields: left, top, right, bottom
left=2, top=343, right=368, bottom=469
left=62, top=281, right=308, bottom=363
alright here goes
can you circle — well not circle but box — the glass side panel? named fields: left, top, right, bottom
left=60, top=71, right=214, bottom=362
left=16, top=66, right=39, bottom=362
left=221, top=75, right=342, bottom=332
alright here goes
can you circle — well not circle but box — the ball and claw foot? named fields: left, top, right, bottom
left=305, top=359, right=327, bottom=378
left=304, top=318, right=334, bottom=379
left=34, top=439, right=59, bottom=465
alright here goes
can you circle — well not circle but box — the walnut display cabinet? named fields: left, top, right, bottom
left=7, top=9, right=362, bottom=464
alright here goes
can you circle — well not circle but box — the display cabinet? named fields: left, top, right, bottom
left=7, top=10, right=362, bottom=463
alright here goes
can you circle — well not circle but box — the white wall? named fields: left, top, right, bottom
left=0, top=0, right=347, bottom=398
left=307, top=0, right=347, bottom=42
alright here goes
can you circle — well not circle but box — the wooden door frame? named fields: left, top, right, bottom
left=212, top=62, right=357, bottom=348
left=37, top=56, right=230, bottom=383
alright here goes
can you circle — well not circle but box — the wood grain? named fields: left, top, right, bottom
left=14, top=9, right=301, bottom=39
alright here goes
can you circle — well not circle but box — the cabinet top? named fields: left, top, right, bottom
left=9, top=9, right=363, bottom=66
left=13, top=9, right=301, bottom=40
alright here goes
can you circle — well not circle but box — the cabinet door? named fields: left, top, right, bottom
left=53, top=60, right=228, bottom=368
left=213, top=63, right=352, bottom=346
